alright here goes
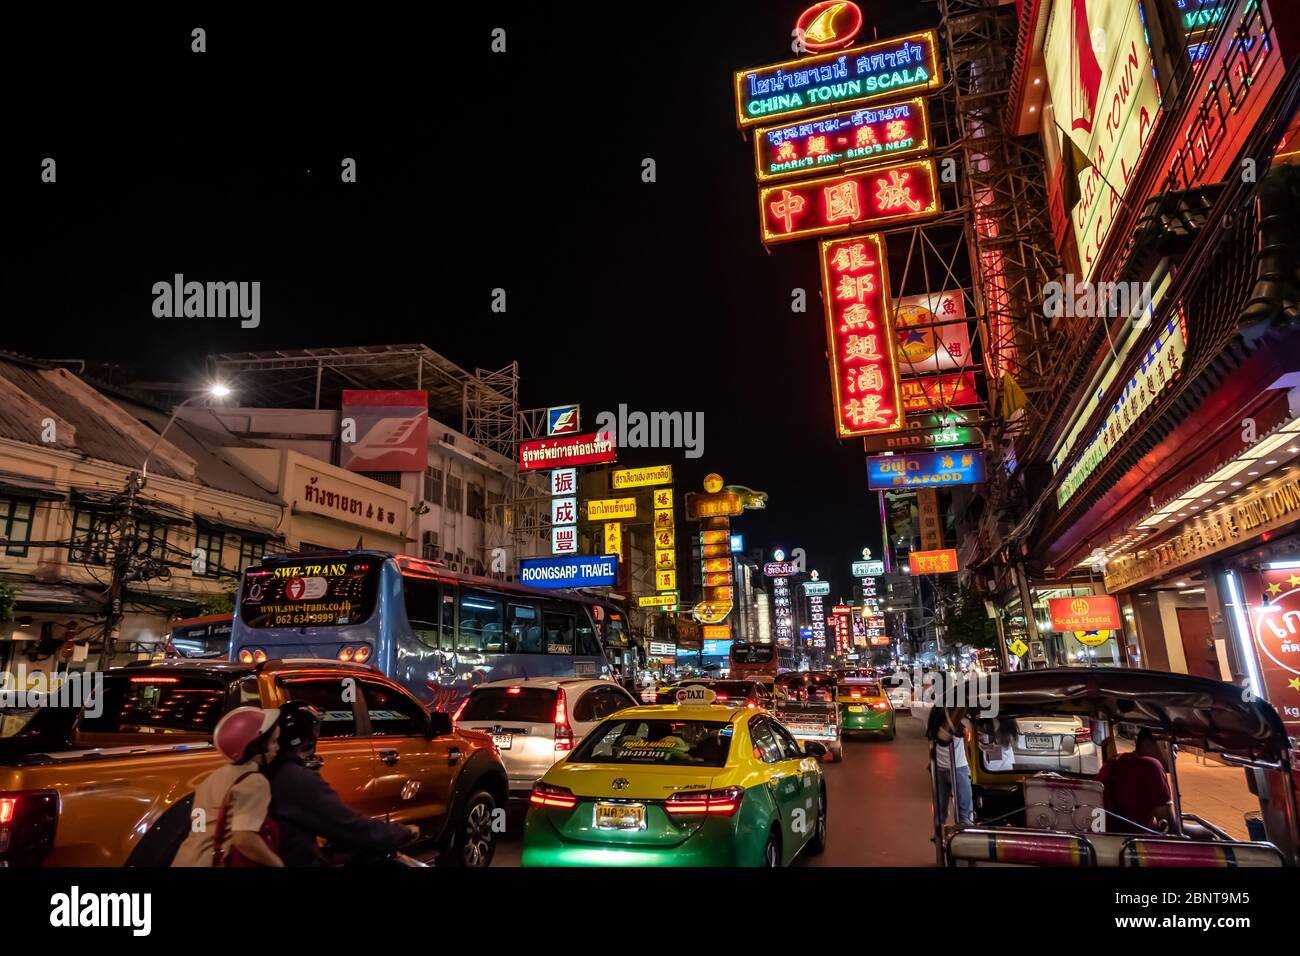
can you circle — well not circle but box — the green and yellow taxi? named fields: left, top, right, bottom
left=521, top=686, right=827, bottom=866
left=837, top=677, right=895, bottom=740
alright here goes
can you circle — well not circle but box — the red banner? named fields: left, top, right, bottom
left=819, top=233, right=904, bottom=437
left=519, top=432, right=616, bottom=471
left=1048, top=596, right=1122, bottom=632
left=899, top=371, right=980, bottom=412
left=908, top=548, right=958, bottom=575
left=759, top=158, right=939, bottom=245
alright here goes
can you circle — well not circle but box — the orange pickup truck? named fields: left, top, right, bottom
left=0, top=659, right=508, bottom=867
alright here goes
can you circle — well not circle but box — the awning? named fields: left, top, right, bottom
left=0, top=475, right=65, bottom=501
left=193, top=512, right=282, bottom=539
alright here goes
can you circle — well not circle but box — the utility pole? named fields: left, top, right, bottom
left=99, top=472, right=142, bottom=670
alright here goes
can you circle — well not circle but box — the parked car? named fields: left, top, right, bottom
left=0, top=659, right=508, bottom=867
left=454, top=678, right=638, bottom=799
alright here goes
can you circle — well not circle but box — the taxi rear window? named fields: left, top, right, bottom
left=838, top=682, right=881, bottom=697
left=571, top=718, right=732, bottom=767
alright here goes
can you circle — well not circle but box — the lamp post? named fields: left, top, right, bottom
left=98, top=383, right=232, bottom=669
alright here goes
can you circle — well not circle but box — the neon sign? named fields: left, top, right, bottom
left=795, top=1, right=864, bottom=53
left=819, top=233, right=905, bottom=438
left=759, top=158, right=939, bottom=245
left=735, top=31, right=940, bottom=128
left=754, top=97, right=930, bottom=182
left=899, top=371, right=981, bottom=412
left=867, top=450, right=988, bottom=490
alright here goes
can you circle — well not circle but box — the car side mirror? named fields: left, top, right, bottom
left=427, top=710, right=453, bottom=738
left=804, top=741, right=828, bottom=759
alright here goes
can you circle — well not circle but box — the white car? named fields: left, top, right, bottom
left=883, top=672, right=913, bottom=713
left=1000, top=716, right=1102, bottom=774
left=454, top=677, right=639, bottom=798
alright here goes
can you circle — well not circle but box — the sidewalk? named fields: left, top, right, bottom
left=1174, top=755, right=1254, bottom=841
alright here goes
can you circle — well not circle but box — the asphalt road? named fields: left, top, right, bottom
left=492, top=708, right=937, bottom=867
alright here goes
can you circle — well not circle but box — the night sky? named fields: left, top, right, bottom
left=10, top=2, right=938, bottom=601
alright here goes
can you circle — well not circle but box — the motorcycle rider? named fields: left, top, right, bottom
left=268, top=700, right=419, bottom=866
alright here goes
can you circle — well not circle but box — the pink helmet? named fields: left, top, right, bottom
left=213, top=706, right=280, bottom=764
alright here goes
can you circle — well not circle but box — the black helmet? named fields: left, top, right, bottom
left=277, top=700, right=322, bottom=752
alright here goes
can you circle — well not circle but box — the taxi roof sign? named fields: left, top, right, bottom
left=675, top=685, right=717, bottom=706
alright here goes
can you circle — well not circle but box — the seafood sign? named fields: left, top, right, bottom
left=867, top=450, right=987, bottom=489
left=734, top=31, right=941, bottom=127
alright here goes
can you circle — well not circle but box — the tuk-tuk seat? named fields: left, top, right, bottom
left=946, top=828, right=1096, bottom=866
left=1118, top=837, right=1285, bottom=867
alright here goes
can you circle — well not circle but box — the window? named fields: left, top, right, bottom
left=770, top=721, right=805, bottom=760
left=748, top=718, right=785, bottom=763
left=193, top=526, right=224, bottom=578
left=576, top=609, right=602, bottom=656
left=240, top=557, right=380, bottom=629
left=79, top=674, right=228, bottom=735
left=359, top=680, right=427, bottom=736
left=467, top=482, right=485, bottom=521
left=441, top=586, right=457, bottom=650
left=237, top=537, right=269, bottom=573
left=421, top=529, right=439, bottom=561
left=69, top=508, right=112, bottom=565
left=505, top=601, right=541, bottom=653
left=402, top=576, right=441, bottom=650
left=134, top=518, right=168, bottom=563
left=542, top=611, right=575, bottom=654
left=458, top=589, right=502, bottom=653
left=423, top=466, right=444, bottom=506
left=446, top=474, right=463, bottom=514
left=574, top=685, right=636, bottom=723
left=571, top=718, right=733, bottom=767
left=279, top=679, right=358, bottom=737
left=1, top=497, right=34, bottom=557
left=485, top=489, right=502, bottom=526
left=459, top=687, right=556, bottom=724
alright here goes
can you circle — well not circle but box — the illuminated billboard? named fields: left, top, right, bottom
left=908, top=549, right=959, bottom=575
left=611, top=464, right=673, bottom=489
left=340, top=390, right=429, bottom=473
left=819, top=232, right=905, bottom=438
left=519, top=432, right=616, bottom=471
left=759, top=158, right=939, bottom=245
left=586, top=497, right=637, bottom=521
left=899, top=372, right=980, bottom=412
left=867, top=450, right=987, bottom=489
left=893, top=290, right=970, bottom=374
left=754, top=97, right=930, bottom=182
left=735, top=31, right=940, bottom=128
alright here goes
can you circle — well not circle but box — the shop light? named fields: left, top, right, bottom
left=1264, top=560, right=1300, bottom=570
left=1222, top=571, right=1265, bottom=701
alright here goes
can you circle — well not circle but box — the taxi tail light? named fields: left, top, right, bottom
left=664, top=786, right=744, bottom=817
left=871, top=701, right=890, bottom=711
left=553, top=688, right=574, bottom=751
left=0, top=791, right=59, bottom=866
left=1074, top=726, right=1092, bottom=744
left=529, top=782, right=577, bottom=809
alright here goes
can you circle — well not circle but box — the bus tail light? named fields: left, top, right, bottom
left=354, top=645, right=371, bottom=663
left=664, top=787, right=744, bottom=817
left=252, top=648, right=267, bottom=664
left=238, top=649, right=254, bottom=663
left=338, top=646, right=355, bottom=662
left=529, top=782, right=577, bottom=809
left=554, top=688, right=574, bottom=751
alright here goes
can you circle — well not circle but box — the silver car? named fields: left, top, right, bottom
left=456, top=678, right=638, bottom=798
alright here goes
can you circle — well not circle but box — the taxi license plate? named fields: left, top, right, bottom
left=847, top=705, right=866, bottom=713
left=1025, top=733, right=1053, bottom=749
left=594, top=802, right=645, bottom=830
left=491, top=734, right=512, bottom=750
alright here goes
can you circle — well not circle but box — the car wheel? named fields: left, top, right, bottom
left=886, top=723, right=896, bottom=741
left=808, top=792, right=828, bottom=855
left=763, top=831, right=782, bottom=867
left=443, top=790, right=498, bottom=868
left=831, top=743, right=844, bottom=762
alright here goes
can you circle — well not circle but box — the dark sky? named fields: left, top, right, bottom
left=9, top=2, right=938, bottom=601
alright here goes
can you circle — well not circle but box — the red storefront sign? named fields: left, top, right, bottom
left=519, top=432, right=616, bottom=471
left=899, top=372, right=980, bottom=412
left=1247, top=568, right=1300, bottom=738
left=754, top=97, right=930, bottom=182
left=908, top=548, right=958, bottom=575
left=759, top=158, right=939, bottom=245
left=819, top=233, right=905, bottom=437
left=1047, top=596, right=1122, bottom=632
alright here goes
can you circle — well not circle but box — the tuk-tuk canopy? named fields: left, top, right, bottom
left=936, top=669, right=1292, bottom=764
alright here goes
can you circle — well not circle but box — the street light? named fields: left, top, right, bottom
left=141, top=382, right=234, bottom=482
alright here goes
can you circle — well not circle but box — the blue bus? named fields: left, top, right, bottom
left=230, top=550, right=623, bottom=710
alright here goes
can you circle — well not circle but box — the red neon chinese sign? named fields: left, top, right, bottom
left=754, top=98, right=930, bottom=183
left=819, top=233, right=904, bottom=438
left=899, top=372, right=981, bottom=412
left=759, top=158, right=939, bottom=245
left=519, top=432, right=617, bottom=471
left=908, top=548, right=959, bottom=575
left=795, top=1, right=864, bottom=53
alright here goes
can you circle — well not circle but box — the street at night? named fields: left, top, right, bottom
left=3, top=0, right=1300, bottom=941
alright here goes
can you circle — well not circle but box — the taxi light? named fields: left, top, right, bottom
left=252, top=648, right=267, bottom=664
left=238, top=649, right=254, bottom=664
left=529, top=782, right=577, bottom=809
left=338, top=646, right=355, bottom=662
left=0, top=798, right=15, bottom=825
left=554, top=688, right=574, bottom=751
left=664, top=786, right=744, bottom=817
left=354, top=645, right=371, bottom=663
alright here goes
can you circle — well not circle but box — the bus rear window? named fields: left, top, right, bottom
left=239, top=557, right=380, bottom=628
left=732, top=643, right=774, bottom=664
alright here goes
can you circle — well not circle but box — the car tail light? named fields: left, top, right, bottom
left=529, top=782, right=577, bottom=809
left=238, top=649, right=254, bottom=663
left=338, top=646, right=355, bottom=662
left=0, top=791, right=59, bottom=865
left=851, top=689, right=862, bottom=698
left=506, top=686, right=523, bottom=695
left=554, top=688, right=574, bottom=751
left=746, top=698, right=759, bottom=709
left=871, top=701, right=890, bottom=711
left=714, top=693, right=729, bottom=701
left=664, top=786, right=744, bottom=817
left=1074, top=726, right=1092, bottom=744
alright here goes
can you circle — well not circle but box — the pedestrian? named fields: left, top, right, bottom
left=267, top=701, right=419, bottom=866
left=926, top=675, right=974, bottom=826
left=172, top=707, right=284, bottom=867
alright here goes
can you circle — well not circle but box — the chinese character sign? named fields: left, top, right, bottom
left=754, top=97, right=930, bottom=182
left=899, top=371, right=980, bottom=412
left=867, top=450, right=987, bottom=489
left=550, top=468, right=577, bottom=496
left=908, top=548, right=958, bottom=575
left=759, top=158, right=939, bottom=245
left=893, top=290, right=970, bottom=374
left=820, top=232, right=904, bottom=437
left=604, top=522, right=623, bottom=558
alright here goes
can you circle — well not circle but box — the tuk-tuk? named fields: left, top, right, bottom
left=930, top=669, right=1299, bottom=867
